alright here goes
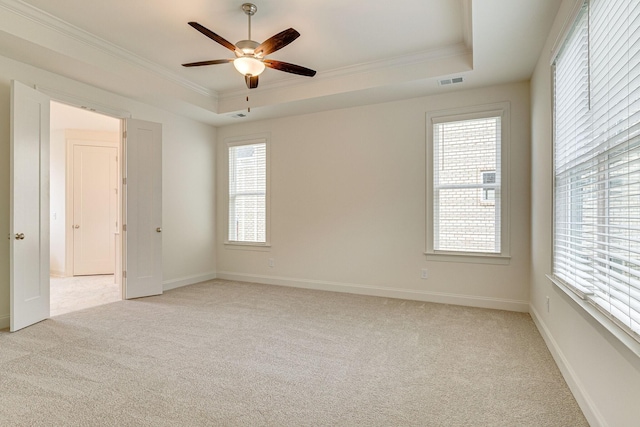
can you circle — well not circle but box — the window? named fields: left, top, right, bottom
left=426, top=103, right=510, bottom=263
left=552, top=0, right=640, bottom=343
left=481, top=171, right=496, bottom=202
left=227, top=137, right=269, bottom=245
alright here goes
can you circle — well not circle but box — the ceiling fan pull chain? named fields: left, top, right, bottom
left=247, top=95, right=251, bottom=113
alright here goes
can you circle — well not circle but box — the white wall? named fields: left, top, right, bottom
left=216, top=82, right=531, bottom=312
left=0, top=54, right=217, bottom=329
left=530, top=1, right=640, bottom=426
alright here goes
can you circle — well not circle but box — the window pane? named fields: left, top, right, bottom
left=435, top=188, right=500, bottom=252
left=433, top=117, right=501, bottom=253
left=228, top=142, right=266, bottom=243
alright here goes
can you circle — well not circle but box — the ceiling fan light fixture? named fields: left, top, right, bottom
left=183, top=3, right=315, bottom=89
left=233, top=56, right=265, bottom=76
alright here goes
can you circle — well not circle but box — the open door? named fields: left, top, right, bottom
left=123, top=118, right=162, bottom=299
left=10, top=81, right=50, bottom=331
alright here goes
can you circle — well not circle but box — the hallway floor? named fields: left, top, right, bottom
left=50, top=275, right=121, bottom=317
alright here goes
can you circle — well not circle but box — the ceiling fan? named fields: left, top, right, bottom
left=182, top=3, right=316, bottom=89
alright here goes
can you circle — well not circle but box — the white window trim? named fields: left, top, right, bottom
left=224, top=134, right=271, bottom=248
left=547, top=274, right=640, bottom=358
left=425, top=102, right=511, bottom=264
left=549, top=0, right=586, bottom=65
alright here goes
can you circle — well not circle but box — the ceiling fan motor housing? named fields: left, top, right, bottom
left=236, top=39, right=260, bottom=56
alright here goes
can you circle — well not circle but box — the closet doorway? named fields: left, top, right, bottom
left=49, top=101, right=122, bottom=316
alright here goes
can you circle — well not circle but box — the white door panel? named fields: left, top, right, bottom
left=73, top=145, right=117, bottom=275
left=124, top=119, right=162, bottom=299
left=10, top=80, right=50, bottom=331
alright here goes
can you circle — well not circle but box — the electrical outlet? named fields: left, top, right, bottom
left=546, top=296, right=550, bottom=313
left=268, top=258, right=275, bottom=268
left=421, top=269, right=428, bottom=279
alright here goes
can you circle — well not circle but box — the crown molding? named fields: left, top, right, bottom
left=320, top=42, right=471, bottom=80
left=0, top=0, right=475, bottom=112
left=0, top=0, right=217, bottom=98
left=462, top=0, right=473, bottom=50
left=218, top=42, right=473, bottom=100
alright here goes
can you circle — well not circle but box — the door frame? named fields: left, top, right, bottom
left=11, top=83, right=164, bottom=330
left=63, top=130, right=121, bottom=283
left=38, top=90, right=133, bottom=296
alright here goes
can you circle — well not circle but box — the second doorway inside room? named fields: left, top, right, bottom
left=49, top=101, right=123, bottom=316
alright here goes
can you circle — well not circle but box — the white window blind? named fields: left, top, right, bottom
left=228, top=141, right=267, bottom=243
left=553, top=0, right=640, bottom=341
left=432, top=116, right=501, bottom=253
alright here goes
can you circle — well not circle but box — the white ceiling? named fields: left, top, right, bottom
left=0, top=0, right=561, bottom=126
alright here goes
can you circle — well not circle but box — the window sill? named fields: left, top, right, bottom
left=424, top=251, right=511, bottom=265
left=546, top=274, right=640, bottom=358
left=224, top=242, right=271, bottom=252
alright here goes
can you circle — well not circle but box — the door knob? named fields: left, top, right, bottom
left=156, top=227, right=162, bottom=233
left=74, top=225, right=80, bottom=229
left=15, top=233, right=25, bottom=240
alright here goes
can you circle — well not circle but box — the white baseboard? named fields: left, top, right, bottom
left=216, top=271, right=529, bottom=312
left=529, top=304, right=605, bottom=427
left=49, top=270, right=66, bottom=278
left=0, top=314, right=9, bottom=330
left=163, top=271, right=217, bottom=291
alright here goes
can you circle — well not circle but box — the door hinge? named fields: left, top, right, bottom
left=123, top=177, right=127, bottom=185
left=123, top=130, right=127, bottom=139
left=123, top=224, right=127, bottom=231
left=123, top=271, right=127, bottom=278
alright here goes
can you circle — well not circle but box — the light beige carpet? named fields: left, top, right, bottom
left=50, top=274, right=121, bottom=317
left=0, top=279, right=587, bottom=426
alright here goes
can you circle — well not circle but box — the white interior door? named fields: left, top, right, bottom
left=10, top=80, right=50, bottom=332
left=124, top=118, right=163, bottom=299
left=72, top=144, right=118, bottom=275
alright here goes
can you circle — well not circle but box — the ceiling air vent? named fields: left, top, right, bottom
left=438, top=77, right=464, bottom=86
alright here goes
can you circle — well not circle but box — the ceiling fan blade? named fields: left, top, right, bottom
left=188, top=22, right=237, bottom=52
left=264, top=59, right=316, bottom=77
left=245, top=75, right=259, bottom=89
left=255, top=28, right=300, bottom=56
left=182, top=59, right=233, bottom=67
